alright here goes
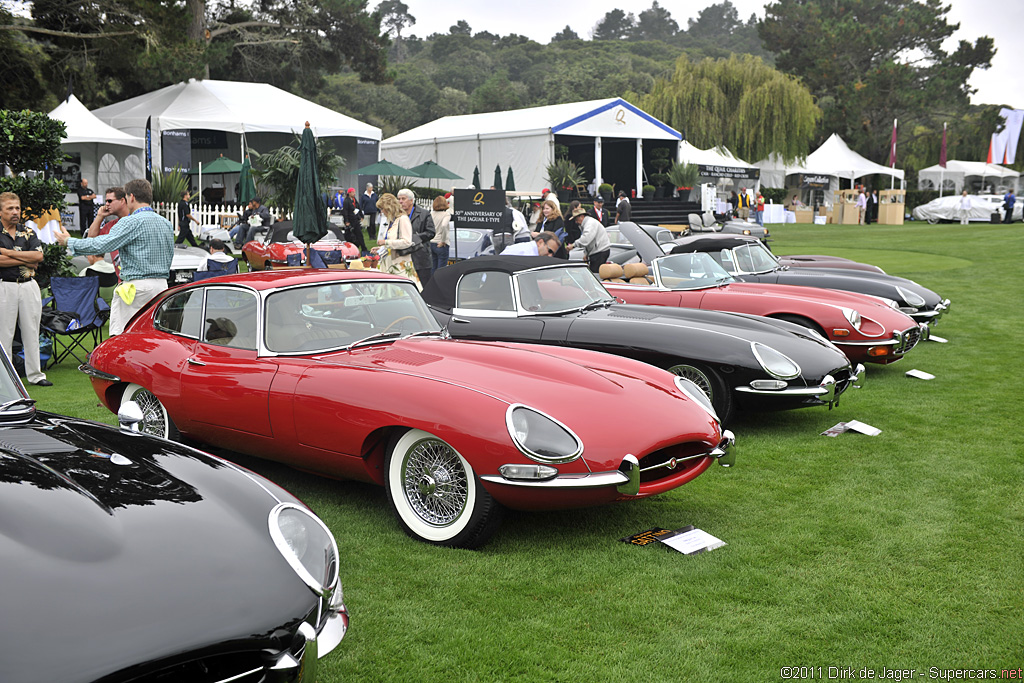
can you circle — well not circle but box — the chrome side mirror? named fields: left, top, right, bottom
left=118, top=401, right=144, bottom=433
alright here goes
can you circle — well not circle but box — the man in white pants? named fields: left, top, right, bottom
left=0, top=192, right=50, bottom=386
left=56, top=178, right=173, bottom=335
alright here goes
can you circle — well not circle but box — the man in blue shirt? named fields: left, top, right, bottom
left=56, top=178, right=174, bottom=335
left=1003, top=189, right=1016, bottom=223
left=360, top=183, right=379, bottom=240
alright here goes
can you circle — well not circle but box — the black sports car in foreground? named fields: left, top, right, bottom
left=667, top=234, right=951, bottom=325
left=421, top=255, right=861, bottom=424
left=0, top=349, right=347, bottom=683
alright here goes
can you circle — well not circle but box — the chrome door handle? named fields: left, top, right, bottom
left=187, top=357, right=206, bottom=366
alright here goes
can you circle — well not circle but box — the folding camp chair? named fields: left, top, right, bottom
left=40, top=276, right=110, bottom=365
left=206, top=257, right=239, bottom=274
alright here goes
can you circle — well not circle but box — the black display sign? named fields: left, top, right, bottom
left=59, top=152, right=82, bottom=185
left=801, top=174, right=830, bottom=189
left=191, top=129, right=228, bottom=149
left=162, top=129, right=192, bottom=173
left=698, top=164, right=760, bottom=180
left=453, top=189, right=505, bottom=229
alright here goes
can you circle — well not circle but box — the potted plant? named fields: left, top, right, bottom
left=545, top=158, right=584, bottom=203
left=598, top=182, right=613, bottom=203
left=650, top=173, right=670, bottom=198
left=642, top=184, right=656, bottom=200
left=668, top=162, right=700, bottom=200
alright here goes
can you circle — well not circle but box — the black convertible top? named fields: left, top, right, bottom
left=669, top=235, right=758, bottom=254
left=421, top=255, right=588, bottom=310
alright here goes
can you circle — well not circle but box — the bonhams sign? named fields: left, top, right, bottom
left=697, top=165, right=760, bottom=180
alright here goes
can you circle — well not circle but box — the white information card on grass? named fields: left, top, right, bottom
left=657, top=527, right=727, bottom=555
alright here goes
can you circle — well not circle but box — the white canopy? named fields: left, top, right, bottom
left=50, top=95, right=144, bottom=148
left=917, top=160, right=1018, bottom=194
left=806, top=134, right=904, bottom=182
left=93, top=79, right=380, bottom=140
left=382, top=98, right=681, bottom=195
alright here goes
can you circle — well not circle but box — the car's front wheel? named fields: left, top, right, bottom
left=121, top=383, right=179, bottom=440
left=384, top=429, right=503, bottom=549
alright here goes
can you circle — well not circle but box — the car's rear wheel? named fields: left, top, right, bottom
left=665, top=363, right=733, bottom=425
left=926, top=217, right=939, bottom=224
left=384, top=429, right=503, bottom=549
left=121, top=383, right=179, bottom=440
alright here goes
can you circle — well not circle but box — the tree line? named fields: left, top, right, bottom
left=0, top=0, right=1006, bottom=182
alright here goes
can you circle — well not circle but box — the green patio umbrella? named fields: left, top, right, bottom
left=186, top=155, right=243, bottom=175
left=407, top=160, right=463, bottom=190
left=354, top=159, right=421, bottom=177
left=505, top=167, right=516, bottom=191
left=472, top=166, right=480, bottom=190
left=238, top=155, right=256, bottom=206
left=292, top=122, right=329, bottom=249
left=493, top=164, right=503, bottom=190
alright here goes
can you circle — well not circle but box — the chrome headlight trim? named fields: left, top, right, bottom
left=674, top=376, right=720, bottom=424
left=269, top=502, right=340, bottom=597
left=841, top=307, right=862, bottom=330
left=750, top=341, right=801, bottom=380
left=505, top=404, right=583, bottom=464
left=895, top=286, right=926, bottom=308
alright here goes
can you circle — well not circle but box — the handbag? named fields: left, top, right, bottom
left=387, top=218, right=419, bottom=256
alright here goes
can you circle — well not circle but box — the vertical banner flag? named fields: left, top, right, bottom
left=888, top=119, right=898, bottom=168
left=987, top=134, right=995, bottom=164
left=939, top=123, right=947, bottom=168
left=145, top=116, right=152, bottom=182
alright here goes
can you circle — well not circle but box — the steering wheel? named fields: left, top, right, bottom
left=381, top=315, right=421, bottom=335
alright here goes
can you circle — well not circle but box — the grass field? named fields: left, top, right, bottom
left=25, top=221, right=1023, bottom=681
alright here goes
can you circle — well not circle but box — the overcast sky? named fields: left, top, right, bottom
left=390, top=0, right=1024, bottom=110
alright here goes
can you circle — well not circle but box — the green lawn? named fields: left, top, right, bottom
left=26, top=221, right=1024, bottom=681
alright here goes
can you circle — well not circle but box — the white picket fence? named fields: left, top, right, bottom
left=154, top=201, right=290, bottom=231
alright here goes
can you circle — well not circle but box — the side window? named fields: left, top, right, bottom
left=154, top=290, right=203, bottom=338
left=455, top=271, right=515, bottom=311
left=202, top=288, right=258, bottom=349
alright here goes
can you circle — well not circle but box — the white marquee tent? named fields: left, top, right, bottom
left=93, top=79, right=382, bottom=197
left=755, top=134, right=904, bottom=201
left=917, top=160, right=1018, bottom=194
left=48, top=95, right=145, bottom=231
left=380, top=98, right=682, bottom=196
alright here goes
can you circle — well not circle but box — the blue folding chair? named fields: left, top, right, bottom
left=40, top=276, right=110, bottom=365
left=207, top=258, right=239, bottom=274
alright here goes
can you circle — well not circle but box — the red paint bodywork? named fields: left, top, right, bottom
left=604, top=279, right=922, bottom=365
left=88, top=270, right=723, bottom=512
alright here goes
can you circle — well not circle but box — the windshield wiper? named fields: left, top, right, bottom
left=714, top=276, right=733, bottom=287
left=580, top=299, right=615, bottom=312
left=404, top=329, right=445, bottom=339
left=347, top=331, right=403, bottom=349
left=0, top=397, right=36, bottom=411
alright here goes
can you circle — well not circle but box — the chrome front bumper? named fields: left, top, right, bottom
left=733, top=364, right=864, bottom=403
left=479, top=431, right=736, bottom=495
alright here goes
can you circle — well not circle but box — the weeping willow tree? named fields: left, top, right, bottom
left=634, top=54, right=820, bottom=164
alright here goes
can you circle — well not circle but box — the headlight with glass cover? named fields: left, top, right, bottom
left=750, top=342, right=801, bottom=379
left=505, top=405, right=583, bottom=464
left=269, top=503, right=340, bottom=598
left=841, top=307, right=862, bottom=330
left=674, top=376, right=720, bottom=425
left=895, top=286, right=926, bottom=308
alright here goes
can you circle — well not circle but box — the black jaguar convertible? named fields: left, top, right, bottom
left=422, top=255, right=862, bottom=424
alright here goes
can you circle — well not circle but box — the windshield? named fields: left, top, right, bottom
left=717, top=242, right=780, bottom=274
left=264, top=280, right=441, bottom=353
left=653, top=252, right=735, bottom=290
left=516, top=266, right=614, bottom=313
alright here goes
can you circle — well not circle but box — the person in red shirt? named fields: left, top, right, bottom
left=755, top=191, right=765, bottom=226
left=86, top=187, right=129, bottom=278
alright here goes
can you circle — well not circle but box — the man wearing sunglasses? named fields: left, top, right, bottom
left=85, top=187, right=129, bottom=278
left=56, top=178, right=173, bottom=335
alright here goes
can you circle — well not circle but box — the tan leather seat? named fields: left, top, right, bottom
left=599, top=262, right=625, bottom=283
left=622, top=262, right=652, bottom=284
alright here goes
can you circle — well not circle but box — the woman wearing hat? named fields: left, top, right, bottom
left=568, top=205, right=611, bottom=273
left=343, top=187, right=367, bottom=254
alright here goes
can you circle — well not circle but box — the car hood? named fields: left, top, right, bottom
left=0, top=414, right=314, bottom=683
left=766, top=268, right=944, bottom=308
left=571, top=304, right=850, bottom=371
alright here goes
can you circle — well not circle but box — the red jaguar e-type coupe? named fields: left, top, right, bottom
left=82, top=269, right=734, bottom=548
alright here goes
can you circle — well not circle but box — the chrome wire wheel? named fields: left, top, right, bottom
left=122, top=383, right=177, bottom=440
left=385, top=429, right=503, bottom=548
left=667, top=364, right=714, bottom=402
left=401, top=437, right=469, bottom=527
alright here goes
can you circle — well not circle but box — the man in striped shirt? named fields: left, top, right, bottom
left=56, top=178, right=173, bottom=335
